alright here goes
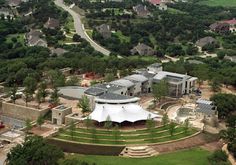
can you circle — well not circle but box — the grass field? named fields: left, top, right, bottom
left=55, top=125, right=198, bottom=145
left=198, top=0, right=236, bottom=7
left=5, top=34, right=25, bottom=45
left=59, top=148, right=211, bottom=165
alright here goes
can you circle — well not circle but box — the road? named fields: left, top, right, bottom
left=54, top=0, right=111, bottom=56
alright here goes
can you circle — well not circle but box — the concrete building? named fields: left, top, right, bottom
left=124, top=74, right=149, bottom=94
left=110, top=79, right=135, bottom=96
left=153, top=71, right=197, bottom=97
left=52, top=105, right=72, bottom=125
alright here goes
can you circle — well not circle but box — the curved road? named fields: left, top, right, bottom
left=54, top=0, right=110, bottom=56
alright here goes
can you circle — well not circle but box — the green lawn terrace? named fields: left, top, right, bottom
left=54, top=124, right=199, bottom=146
left=198, top=0, right=236, bottom=7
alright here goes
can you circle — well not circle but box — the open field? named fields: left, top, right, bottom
left=59, top=148, right=211, bottom=165
left=198, top=0, right=236, bottom=7
left=55, top=125, right=198, bottom=145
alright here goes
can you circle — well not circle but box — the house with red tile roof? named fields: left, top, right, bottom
left=148, top=0, right=162, bottom=5
left=220, top=18, right=236, bottom=32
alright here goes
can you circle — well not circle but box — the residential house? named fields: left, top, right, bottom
left=52, top=105, right=72, bottom=125
left=133, top=4, right=151, bottom=18
left=195, top=36, right=217, bottom=48
left=44, top=17, right=60, bottom=29
left=25, top=29, right=47, bottom=47
left=147, top=0, right=162, bottom=6
left=209, top=22, right=230, bottom=34
left=220, top=18, right=236, bottom=32
left=130, top=43, right=155, bottom=56
left=0, top=7, right=14, bottom=20
left=224, top=55, right=236, bottom=63
left=159, top=3, right=168, bottom=11
left=95, top=24, right=111, bottom=39
left=50, top=47, right=67, bottom=56
left=7, top=0, right=21, bottom=7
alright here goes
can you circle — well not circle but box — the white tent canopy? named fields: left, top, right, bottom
left=87, top=103, right=160, bottom=123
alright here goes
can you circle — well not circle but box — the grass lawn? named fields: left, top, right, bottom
left=127, top=55, right=160, bottom=63
left=113, top=31, right=130, bottom=43
left=86, top=29, right=93, bottom=38
left=198, top=0, right=236, bottom=7
left=56, top=125, right=198, bottom=145
left=60, top=148, right=211, bottom=165
left=5, top=33, right=25, bottom=45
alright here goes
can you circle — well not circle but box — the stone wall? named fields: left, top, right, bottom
left=0, top=101, right=49, bottom=121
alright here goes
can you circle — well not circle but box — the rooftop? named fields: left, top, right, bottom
left=124, top=74, right=148, bottom=83
left=110, top=79, right=135, bottom=88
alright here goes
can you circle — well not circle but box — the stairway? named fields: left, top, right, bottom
left=119, top=146, right=159, bottom=158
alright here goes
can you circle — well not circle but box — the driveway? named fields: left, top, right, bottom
left=54, top=0, right=110, bottom=56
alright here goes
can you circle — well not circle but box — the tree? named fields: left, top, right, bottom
left=209, top=79, right=222, bottom=92
left=208, top=150, right=229, bottom=165
left=9, top=84, right=17, bottom=104
left=69, top=121, right=76, bottom=140
left=113, top=125, right=120, bottom=143
left=23, top=76, right=37, bottom=96
left=78, top=96, right=91, bottom=114
left=104, top=115, right=112, bottom=130
left=35, top=90, right=43, bottom=109
left=38, top=82, right=48, bottom=102
left=104, top=73, right=115, bottom=82
left=6, top=136, right=64, bottom=165
left=146, top=114, right=156, bottom=141
left=25, top=119, right=32, bottom=134
left=169, top=122, right=175, bottom=136
left=36, top=115, right=44, bottom=129
left=50, top=87, right=60, bottom=106
left=152, top=80, right=168, bottom=103
left=91, top=126, right=98, bottom=143
left=72, top=34, right=82, bottom=42
left=23, top=88, right=31, bottom=107
left=84, top=116, right=93, bottom=129
left=162, top=113, right=169, bottom=127
left=183, top=118, right=190, bottom=134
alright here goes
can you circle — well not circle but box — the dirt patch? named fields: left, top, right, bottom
left=30, top=126, right=52, bottom=136
left=200, top=141, right=223, bottom=152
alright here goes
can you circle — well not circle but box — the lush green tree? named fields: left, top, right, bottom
left=183, top=118, right=190, bottom=134
left=209, top=79, right=222, bottom=92
left=35, top=90, right=43, bottom=109
left=50, top=87, right=60, bottom=106
left=208, top=150, right=229, bottom=165
left=169, top=122, right=175, bottom=136
left=73, top=34, right=82, bottom=42
left=152, top=80, right=168, bottom=103
left=104, top=73, right=115, bottom=82
left=25, top=119, right=32, bottom=134
left=38, top=82, right=48, bottom=102
left=78, top=96, right=91, bottom=114
left=210, top=94, right=236, bottom=119
left=6, top=136, right=64, bottom=165
left=9, top=84, right=17, bottom=104
left=23, top=76, right=37, bottom=95
left=162, top=113, right=169, bottom=127
left=23, top=88, right=31, bottom=107
left=104, top=115, right=112, bottom=130
left=113, top=125, right=120, bottom=143
left=36, top=115, right=44, bottom=129
left=84, top=116, right=93, bottom=129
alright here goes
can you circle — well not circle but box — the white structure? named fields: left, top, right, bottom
left=159, top=3, right=167, bottom=11
left=88, top=93, right=160, bottom=123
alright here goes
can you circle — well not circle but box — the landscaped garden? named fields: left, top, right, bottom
left=54, top=123, right=199, bottom=145
left=59, top=148, right=211, bottom=165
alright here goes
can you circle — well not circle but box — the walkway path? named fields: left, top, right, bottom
left=54, top=0, right=110, bottom=56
